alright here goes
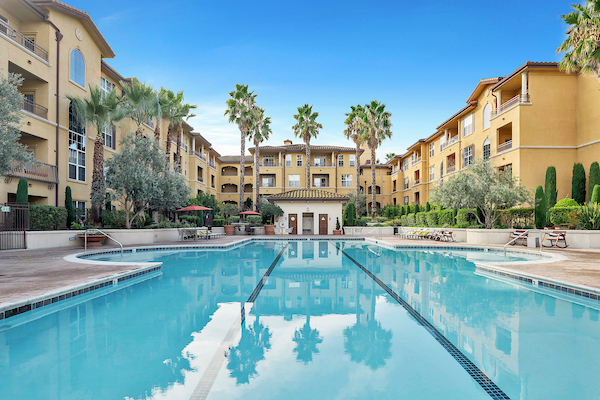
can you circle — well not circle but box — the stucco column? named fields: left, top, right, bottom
left=278, top=152, right=282, bottom=166
left=497, top=89, right=502, bottom=109
left=521, top=72, right=528, bottom=99
left=192, top=138, right=196, bottom=155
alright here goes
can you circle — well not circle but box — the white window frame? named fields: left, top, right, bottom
left=68, top=102, right=86, bottom=182
left=341, top=174, right=352, bottom=187
left=403, top=196, right=409, bottom=205
left=296, top=154, right=303, bottom=167
left=429, top=142, right=435, bottom=158
left=262, top=175, right=275, bottom=188
left=285, top=154, right=292, bottom=167
left=73, top=201, right=87, bottom=221
left=483, top=103, right=492, bottom=130
left=463, top=145, right=474, bottom=167
left=288, top=174, right=300, bottom=187
left=314, top=156, right=326, bottom=167
left=462, top=113, right=474, bottom=137
left=313, top=176, right=327, bottom=187
left=349, top=154, right=355, bottom=167
left=102, top=123, right=113, bottom=148
left=70, top=49, right=86, bottom=88
left=263, top=155, right=275, bottom=166
left=429, top=165, right=435, bottom=181
left=483, top=138, right=491, bottom=160
left=403, top=159, right=409, bottom=171
left=404, top=177, right=409, bottom=189
left=100, top=76, right=115, bottom=98
left=338, top=154, right=344, bottom=167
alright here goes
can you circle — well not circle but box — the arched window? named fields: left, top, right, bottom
left=483, top=103, right=492, bottom=130
left=68, top=102, right=86, bottom=181
left=70, top=49, right=85, bottom=87
left=483, top=138, right=491, bottom=160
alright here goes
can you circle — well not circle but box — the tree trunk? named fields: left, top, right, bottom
left=175, top=126, right=182, bottom=173
left=355, top=141, right=361, bottom=218
left=240, top=125, right=246, bottom=208
left=371, top=147, right=376, bottom=221
left=255, top=139, right=260, bottom=212
left=165, top=123, right=173, bottom=167
left=135, top=125, right=143, bottom=137
left=306, top=136, right=311, bottom=189
left=154, top=118, right=160, bottom=142
left=90, top=133, right=105, bottom=225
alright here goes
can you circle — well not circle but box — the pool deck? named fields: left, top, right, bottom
left=1, top=234, right=600, bottom=307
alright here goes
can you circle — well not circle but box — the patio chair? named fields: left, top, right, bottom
left=507, top=230, right=528, bottom=246
left=440, top=230, right=454, bottom=242
left=542, top=230, right=568, bottom=248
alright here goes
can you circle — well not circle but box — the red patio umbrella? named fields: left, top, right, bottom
left=177, top=205, right=212, bottom=212
left=239, top=210, right=261, bottom=215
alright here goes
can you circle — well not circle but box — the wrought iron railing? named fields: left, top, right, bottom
left=22, top=98, right=48, bottom=119
left=6, top=160, right=58, bottom=184
left=492, top=93, right=530, bottom=118
left=0, top=20, right=49, bottom=61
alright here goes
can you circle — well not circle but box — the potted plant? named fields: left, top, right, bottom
left=261, top=202, right=283, bottom=235
left=75, top=226, right=108, bottom=247
left=220, top=204, right=240, bottom=236
left=333, top=217, right=342, bottom=235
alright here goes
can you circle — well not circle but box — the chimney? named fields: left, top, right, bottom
left=284, top=139, right=292, bottom=145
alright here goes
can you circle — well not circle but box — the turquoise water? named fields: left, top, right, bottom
left=0, top=240, right=598, bottom=399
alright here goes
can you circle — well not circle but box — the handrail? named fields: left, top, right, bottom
left=85, top=228, right=123, bottom=256
left=504, top=230, right=528, bottom=255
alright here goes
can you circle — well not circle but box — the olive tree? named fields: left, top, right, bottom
left=106, top=133, right=190, bottom=229
left=430, top=160, right=531, bottom=229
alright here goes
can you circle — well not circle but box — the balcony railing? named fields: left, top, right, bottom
left=312, top=161, right=333, bottom=167
left=209, top=161, right=216, bottom=169
left=6, top=160, right=58, bottom=184
left=0, top=20, right=49, bottom=61
left=446, top=165, right=456, bottom=173
left=192, top=150, right=206, bottom=161
left=411, top=157, right=422, bottom=166
left=497, top=140, right=513, bottom=153
left=440, top=136, right=459, bottom=151
left=492, top=93, right=530, bottom=118
left=413, top=178, right=420, bottom=185
left=22, top=98, right=48, bottom=119
left=197, top=177, right=204, bottom=183
left=260, top=161, right=280, bottom=167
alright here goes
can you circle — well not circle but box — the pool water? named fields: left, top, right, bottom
left=1, top=240, right=598, bottom=399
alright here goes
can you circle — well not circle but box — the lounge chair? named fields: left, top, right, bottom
left=542, top=230, right=568, bottom=248
left=507, top=230, right=528, bottom=246
left=439, top=230, right=454, bottom=242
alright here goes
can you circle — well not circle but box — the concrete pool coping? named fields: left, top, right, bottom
left=1, top=235, right=599, bottom=320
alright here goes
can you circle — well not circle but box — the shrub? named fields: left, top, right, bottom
left=16, top=178, right=27, bottom=203
left=535, top=185, right=547, bottom=229
left=499, top=207, right=534, bottom=228
left=30, top=205, right=67, bottom=231
left=247, top=215, right=262, bottom=226
left=425, top=202, right=431, bottom=212
left=377, top=217, right=388, bottom=223
left=179, top=215, right=200, bottom=227
left=414, top=204, right=420, bottom=213
left=549, top=206, right=582, bottom=228
left=456, top=208, right=476, bottom=226
left=399, top=215, right=407, bottom=226
left=592, top=185, right=600, bottom=204
left=416, top=212, right=427, bottom=226
left=579, top=202, right=600, bottom=230
left=438, top=210, right=454, bottom=226
left=391, top=218, right=402, bottom=226
left=556, top=197, right=578, bottom=207
left=545, top=166, right=558, bottom=207
left=213, top=217, right=226, bottom=227
left=425, top=211, right=439, bottom=227
left=589, top=162, right=600, bottom=201
left=357, top=216, right=371, bottom=226
left=572, top=163, right=586, bottom=204
left=405, top=213, right=416, bottom=226
left=101, top=209, right=127, bottom=228
left=261, top=202, right=283, bottom=224
left=230, top=215, right=240, bottom=224
left=65, top=186, right=75, bottom=228
left=344, top=202, right=357, bottom=226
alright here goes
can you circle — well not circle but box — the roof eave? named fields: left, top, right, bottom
left=491, top=61, right=559, bottom=91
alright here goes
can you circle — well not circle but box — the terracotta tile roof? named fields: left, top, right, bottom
left=218, top=155, right=252, bottom=163
left=101, top=60, right=130, bottom=84
left=491, top=61, right=559, bottom=91
left=250, top=144, right=360, bottom=153
left=267, top=189, right=349, bottom=202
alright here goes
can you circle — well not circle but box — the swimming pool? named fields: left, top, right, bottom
left=1, top=240, right=598, bottom=399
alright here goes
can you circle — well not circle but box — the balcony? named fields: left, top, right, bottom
left=446, top=165, right=456, bottom=173
left=497, top=140, right=513, bottom=153
left=22, top=98, right=48, bottom=119
left=312, top=161, right=333, bottom=167
left=209, top=161, right=216, bottom=169
left=440, top=136, right=459, bottom=151
left=413, top=178, right=420, bottom=185
left=411, top=157, right=422, bottom=166
left=0, top=20, right=49, bottom=61
left=260, top=161, right=280, bottom=167
left=492, top=93, right=530, bottom=118
left=6, top=160, right=58, bottom=184
left=192, top=150, right=206, bottom=161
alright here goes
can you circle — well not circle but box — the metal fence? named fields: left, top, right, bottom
left=0, top=203, right=30, bottom=250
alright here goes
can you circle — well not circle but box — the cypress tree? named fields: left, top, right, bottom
left=453, top=208, right=458, bottom=225
left=414, top=204, right=420, bottom=213
left=344, top=202, right=357, bottom=226
left=535, top=185, right=547, bottom=229
left=398, top=206, right=404, bottom=217
left=16, top=178, right=28, bottom=203
left=572, top=163, right=586, bottom=204
left=65, top=186, right=75, bottom=228
left=591, top=185, right=600, bottom=204
left=544, top=166, right=557, bottom=207
left=425, top=202, right=431, bottom=212
left=589, top=162, right=600, bottom=201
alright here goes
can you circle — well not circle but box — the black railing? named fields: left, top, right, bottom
left=0, top=20, right=49, bottom=61
left=22, top=98, right=48, bottom=119
left=0, top=203, right=29, bottom=250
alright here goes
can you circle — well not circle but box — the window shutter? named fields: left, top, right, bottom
left=112, top=125, right=116, bottom=149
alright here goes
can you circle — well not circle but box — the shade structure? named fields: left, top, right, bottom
left=177, top=205, right=212, bottom=212
left=239, top=210, right=261, bottom=215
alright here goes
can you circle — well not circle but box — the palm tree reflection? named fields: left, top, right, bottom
left=227, top=316, right=271, bottom=384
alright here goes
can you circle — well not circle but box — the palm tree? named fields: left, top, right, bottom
left=120, top=79, right=155, bottom=136
left=344, top=104, right=365, bottom=218
left=362, top=100, right=392, bottom=220
left=149, top=88, right=171, bottom=142
left=293, top=104, right=322, bottom=189
left=248, top=107, right=271, bottom=212
left=225, top=84, right=257, bottom=207
left=172, top=102, right=197, bottom=173
left=66, top=85, right=126, bottom=224
left=558, top=0, right=600, bottom=78
left=161, top=89, right=183, bottom=166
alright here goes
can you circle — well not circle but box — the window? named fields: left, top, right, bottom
left=338, top=154, right=344, bottom=167
left=73, top=201, right=86, bottom=220
left=285, top=154, right=291, bottom=167
left=262, top=175, right=275, bottom=187
left=483, top=103, right=492, bottom=130
left=483, top=138, right=491, bottom=160
left=102, top=124, right=114, bottom=149
left=296, top=154, right=303, bottom=167
left=0, top=14, right=8, bottom=35
left=68, top=102, right=86, bottom=181
left=314, top=156, right=326, bottom=167
left=70, top=49, right=85, bottom=87
left=462, top=113, right=474, bottom=137
left=341, top=174, right=352, bottom=187
left=429, top=165, right=435, bottom=181
left=429, top=142, right=435, bottom=158
left=463, top=145, right=474, bottom=167
left=404, top=196, right=409, bottom=205
left=440, top=162, right=444, bottom=178
left=263, top=155, right=275, bottom=166
left=288, top=174, right=300, bottom=187
left=403, top=159, right=409, bottom=171
left=349, top=154, right=355, bottom=167
left=184, top=138, right=188, bottom=153
left=404, top=177, right=409, bottom=190
left=100, top=77, right=115, bottom=98
left=314, top=176, right=327, bottom=187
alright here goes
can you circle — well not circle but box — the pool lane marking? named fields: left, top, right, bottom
left=331, top=242, right=511, bottom=400
left=189, top=313, right=242, bottom=400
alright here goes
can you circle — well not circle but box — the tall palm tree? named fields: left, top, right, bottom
left=149, top=88, right=171, bottom=142
left=66, top=85, right=126, bottom=224
left=558, top=0, right=600, bottom=78
left=293, top=104, right=322, bottom=189
left=161, top=89, right=183, bottom=166
left=362, top=100, right=392, bottom=220
left=120, top=79, right=155, bottom=136
left=172, top=102, right=197, bottom=173
left=248, top=107, right=271, bottom=212
left=344, top=104, right=365, bottom=218
left=225, top=84, right=257, bottom=207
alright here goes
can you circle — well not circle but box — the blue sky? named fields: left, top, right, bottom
left=73, top=0, right=570, bottom=157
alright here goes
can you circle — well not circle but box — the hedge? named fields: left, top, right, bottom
left=438, top=210, right=454, bottom=226
left=101, top=209, right=127, bottom=228
left=498, top=207, right=534, bottom=228
left=425, top=211, right=438, bottom=227
left=549, top=206, right=582, bottom=228
left=30, top=205, right=67, bottom=231
left=213, top=217, right=226, bottom=227
left=456, top=208, right=476, bottom=226
left=416, top=212, right=427, bottom=226
left=405, top=213, right=416, bottom=226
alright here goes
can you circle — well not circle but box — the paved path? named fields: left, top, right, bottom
left=1, top=235, right=600, bottom=306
